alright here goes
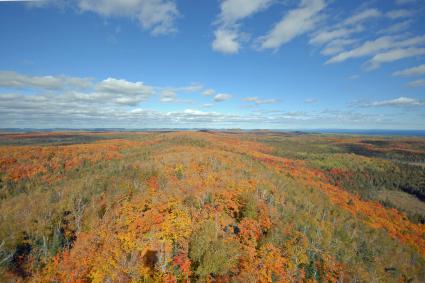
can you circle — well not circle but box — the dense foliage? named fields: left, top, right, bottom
left=0, top=131, right=424, bottom=282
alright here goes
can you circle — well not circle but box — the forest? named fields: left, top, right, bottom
left=0, top=130, right=424, bottom=282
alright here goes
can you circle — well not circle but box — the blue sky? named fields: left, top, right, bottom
left=0, top=0, right=424, bottom=129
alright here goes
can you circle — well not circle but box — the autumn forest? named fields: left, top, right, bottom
left=0, top=131, right=424, bottom=282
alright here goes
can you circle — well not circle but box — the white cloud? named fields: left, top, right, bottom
left=378, top=20, right=412, bottom=35
left=160, top=89, right=177, bottom=102
left=309, top=7, right=384, bottom=56
left=218, top=0, right=272, bottom=24
left=326, top=37, right=391, bottom=64
left=0, top=71, right=92, bottom=90
left=326, top=35, right=425, bottom=64
left=386, top=9, right=412, bottom=19
left=202, top=88, right=215, bottom=96
left=320, top=38, right=357, bottom=56
left=78, top=0, right=179, bottom=35
left=367, top=47, right=425, bottom=69
left=0, top=79, right=414, bottom=129
left=96, top=78, right=153, bottom=96
left=310, top=6, right=415, bottom=59
left=158, top=85, right=200, bottom=103
left=177, top=83, right=203, bottom=93
left=393, top=64, right=425, bottom=77
left=368, top=96, right=424, bottom=107
left=212, top=29, right=240, bottom=54
left=0, top=71, right=227, bottom=108
left=407, top=79, right=425, bottom=88
left=158, top=83, right=203, bottom=98
left=71, top=89, right=151, bottom=106
left=212, top=0, right=273, bottom=54
left=309, top=8, right=384, bottom=59
left=0, top=71, right=208, bottom=107
left=343, top=9, right=381, bottom=26
left=314, top=4, right=423, bottom=70
left=258, top=0, right=326, bottom=50
left=242, top=96, right=279, bottom=105
left=310, top=26, right=362, bottom=45
left=0, top=91, right=391, bottom=129
left=183, top=109, right=208, bottom=116
left=0, top=94, right=253, bottom=127
left=213, top=93, right=232, bottom=102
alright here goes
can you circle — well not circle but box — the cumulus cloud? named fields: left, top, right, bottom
left=0, top=97, right=244, bottom=128
left=212, top=29, right=241, bottom=54
left=0, top=91, right=223, bottom=127
left=213, top=93, right=232, bottom=102
left=258, top=0, right=326, bottom=50
left=96, top=78, right=153, bottom=95
left=0, top=71, right=239, bottom=128
left=0, top=71, right=212, bottom=108
left=2, top=71, right=219, bottom=108
left=0, top=71, right=92, bottom=90
left=67, top=90, right=148, bottom=107
left=0, top=73, right=412, bottom=129
left=367, top=96, right=424, bottom=107
left=393, top=64, right=425, bottom=77
left=0, top=91, right=390, bottom=129
left=67, top=78, right=154, bottom=106
left=1, top=71, right=408, bottom=129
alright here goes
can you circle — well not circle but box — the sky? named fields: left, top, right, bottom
left=0, top=0, right=425, bottom=129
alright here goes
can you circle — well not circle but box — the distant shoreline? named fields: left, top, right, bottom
left=1, top=128, right=425, bottom=137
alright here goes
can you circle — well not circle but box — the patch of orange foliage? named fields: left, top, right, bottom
left=202, top=132, right=425, bottom=257
left=0, top=139, right=142, bottom=183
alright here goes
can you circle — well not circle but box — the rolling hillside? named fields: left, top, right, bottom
left=0, top=131, right=424, bottom=282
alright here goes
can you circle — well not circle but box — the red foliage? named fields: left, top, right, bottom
left=173, top=253, right=192, bottom=277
